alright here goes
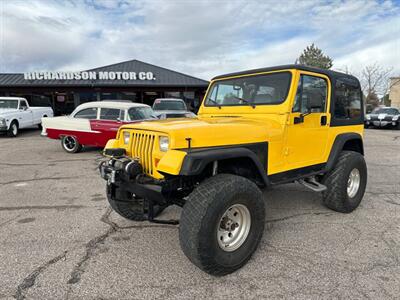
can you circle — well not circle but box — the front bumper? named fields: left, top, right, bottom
left=99, top=159, right=166, bottom=205
left=365, top=120, right=398, bottom=127
left=0, top=125, right=8, bottom=132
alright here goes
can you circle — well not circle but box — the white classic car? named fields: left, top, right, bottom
left=41, top=101, right=156, bottom=153
left=0, top=97, right=54, bottom=137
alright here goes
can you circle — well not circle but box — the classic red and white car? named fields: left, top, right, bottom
left=41, top=101, right=156, bottom=153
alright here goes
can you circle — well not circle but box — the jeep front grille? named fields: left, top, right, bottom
left=131, top=132, right=156, bottom=175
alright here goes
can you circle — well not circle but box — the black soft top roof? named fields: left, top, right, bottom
left=212, top=64, right=359, bottom=84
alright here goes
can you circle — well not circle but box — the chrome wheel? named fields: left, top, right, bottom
left=347, top=168, right=360, bottom=198
left=217, top=204, right=251, bottom=252
left=63, top=136, right=76, bottom=151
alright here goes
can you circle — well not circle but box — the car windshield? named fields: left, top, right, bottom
left=372, top=108, right=399, bottom=115
left=128, top=107, right=156, bottom=120
left=0, top=99, right=19, bottom=109
left=205, top=72, right=292, bottom=107
left=153, top=100, right=186, bottom=111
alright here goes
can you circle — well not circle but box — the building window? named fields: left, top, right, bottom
left=120, top=92, right=137, bottom=102
left=165, top=91, right=181, bottom=98
left=79, top=92, right=97, bottom=103
left=100, top=92, right=118, bottom=100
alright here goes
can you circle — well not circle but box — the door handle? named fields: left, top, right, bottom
left=321, top=115, right=327, bottom=126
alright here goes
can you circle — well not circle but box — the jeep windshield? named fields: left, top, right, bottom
left=205, top=72, right=291, bottom=107
left=0, top=99, right=18, bottom=109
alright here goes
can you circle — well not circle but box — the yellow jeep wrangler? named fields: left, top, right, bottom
left=99, top=65, right=367, bottom=276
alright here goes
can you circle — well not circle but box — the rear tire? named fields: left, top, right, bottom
left=322, top=151, right=367, bottom=213
left=61, top=135, right=82, bottom=153
left=179, top=174, right=265, bottom=276
left=7, top=121, right=18, bottom=137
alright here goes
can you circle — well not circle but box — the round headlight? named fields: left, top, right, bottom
left=366, top=115, right=371, bottom=120
left=123, top=131, right=130, bottom=144
left=159, top=136, right=169, bottom=152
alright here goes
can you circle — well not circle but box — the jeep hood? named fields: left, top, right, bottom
left=121, top=117, right=281, bottom=149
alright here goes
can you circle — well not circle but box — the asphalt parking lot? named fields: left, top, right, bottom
left=0, top=128, right=399, bottom=299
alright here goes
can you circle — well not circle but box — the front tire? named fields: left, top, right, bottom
left=322, top=151, right=367, bottom=213
left=179, top=174, right=265, bottom=276
left=61, top=135, right=82, bottom=153
left=7, top=121, right=18, bottom=137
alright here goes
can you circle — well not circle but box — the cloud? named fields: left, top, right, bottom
left=0, top=0, right=399, bottom=80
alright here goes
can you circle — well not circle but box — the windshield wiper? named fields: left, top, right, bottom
left=207, top=98, right=222, bottom=109
left=231, top=96, right=256, bottom=108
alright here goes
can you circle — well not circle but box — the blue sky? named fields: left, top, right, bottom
left=0, top=0, right=399, bottom=80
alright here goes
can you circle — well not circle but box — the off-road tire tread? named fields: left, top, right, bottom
left=322, top=151, right=367, bottom=213
left=179, top=174, right=264, bottom=276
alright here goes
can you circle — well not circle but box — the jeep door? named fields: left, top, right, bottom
left=285, top=72, right=330, bottom=170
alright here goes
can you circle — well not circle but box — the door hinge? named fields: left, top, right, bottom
left=283, top=147, right=290, bottom=156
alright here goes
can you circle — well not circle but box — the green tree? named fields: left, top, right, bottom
left=296, top=43, right=333, bottom=69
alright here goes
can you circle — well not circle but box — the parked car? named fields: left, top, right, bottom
left=0, top=97, right=54, bottom=137
left=365, top=107, right=400, bottom=129
left=152, top=98, right=192, bottom=118
left=158, top=111, right=196, bottom=119
left=41, top=101, right=156, bottom=153
left=100, top=65, right=367, bottom=275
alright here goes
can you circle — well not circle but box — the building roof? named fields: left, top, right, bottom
left=212, top=64, right=360, bottom=84
left=0, top=59, right=209, bottom=88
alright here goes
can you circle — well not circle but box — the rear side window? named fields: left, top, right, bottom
left=334, top=79, right=362, bottom=119
left=100, top=108, right=121, bottom=121
left=74, top=107, right=98, bottom=119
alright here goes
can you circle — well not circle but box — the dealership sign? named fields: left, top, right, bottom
left=23, top=71, right=156, bottom=81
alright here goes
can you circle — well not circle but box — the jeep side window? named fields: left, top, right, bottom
left=293, top=75, right=327, bottom=113
left=334, top=79, right=362, bottom=119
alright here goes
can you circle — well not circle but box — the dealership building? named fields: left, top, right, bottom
left=0, top=59, right=209, bottom=115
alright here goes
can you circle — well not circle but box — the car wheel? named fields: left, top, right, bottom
left=106, top=184, right=166, bottom=221
left=322, top=151, right=367, bottom=213
left=61, top=135, right=82, bottom=153
left=179, top=174, right=265, bottom=276
left=7, top=121, right=18, bottom=137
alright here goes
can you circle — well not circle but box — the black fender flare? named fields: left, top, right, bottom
left=324, top=133, right=364, bottom=172
left=179, top=147, right=269, bottom=186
